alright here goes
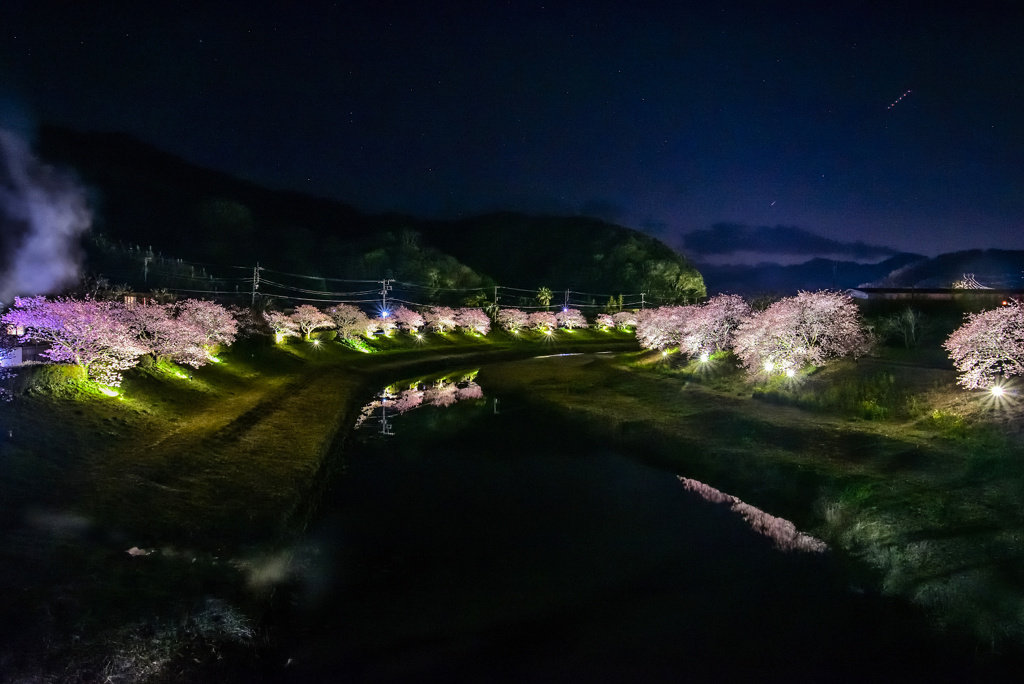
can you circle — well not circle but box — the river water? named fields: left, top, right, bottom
left=266, top=358, right=977, bottom=683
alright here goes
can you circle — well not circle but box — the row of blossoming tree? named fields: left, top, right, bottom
left=262, top=303, right=606, bottom=341
left=4, top=291, right=1022, bottom=392
left=632, top=291, right=871, bottom=377
left=1, top=296, right=238, bottom=386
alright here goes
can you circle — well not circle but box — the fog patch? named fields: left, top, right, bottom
left=0, top=128, right=91, bottom=303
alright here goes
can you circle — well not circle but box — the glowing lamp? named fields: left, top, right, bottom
left=545, top=329, right=552, bottom=335
left=764, top=361, right=775, bottom=372
left=312, top=339, right=320, bottom=346
left=381, top=310, right=390, bottom=318
left=699, top=352, right=709, bottom=362
left=786, top=369, right=795, bottom=378
left=98, top=386, right=119, bottom=397
left=991, top=386, right=1006, bottom=397
left=662, top=351, right=668, bottom=357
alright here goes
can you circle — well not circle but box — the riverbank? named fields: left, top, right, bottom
left=478, top=351, right=1024, bottom=667
left=0, top=328, right=637, bottom=682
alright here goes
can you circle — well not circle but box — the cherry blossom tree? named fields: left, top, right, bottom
left=456, top=307, right=490, bottom=335
left=373, top=315, right=398, bottom=336
left=496, top=308, right=529, bottom=333
left=634, top=305, right=695, bottom=351
left=291, top=304, right=334, bottom=339
left=527, top=311, right=557, bottom=332
left=679, top=294, right=750, bottom=358
left=173, top=299, right=237, bottom=348
left=327, top=304, right=371, bottom=340
left=732, top=290, right=867, bottom=376
left=127, top=300, right=237, bottom=367
left=264, top=311, right=300, bottom=340
left=943, top=302, right=1024, bottom=389
left=555, top=308, right=588, bottom=330
left=612, top=310, right=639, bottom=330
left=390, top=305, right=425, bottom=333
left=595, top=313, right=615, bottom=330
left=2, top=296, right=149, bottom=386
left=423, top=306, right=458, bottom=332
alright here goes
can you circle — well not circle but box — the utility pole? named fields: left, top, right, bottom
left=380, top=278, right=393, bottom=313
left=143, top=256, right=151, bottom=283
left=564, top=289, right=569, bottom=310
left=251, top=263, right=263, bottom=307
left=640, top=292, right=645, bottom=309
left=494, top=285, right=498, bottom=307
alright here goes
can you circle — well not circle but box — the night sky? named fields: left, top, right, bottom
left=1, top=1, right=1021, bottom=262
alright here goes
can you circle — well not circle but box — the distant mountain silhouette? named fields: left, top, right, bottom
left=862, top=249, right=1024, bottom=289
left=36, top=125, right=704, bottom=306
left=698, top=253, right=926, bottom=295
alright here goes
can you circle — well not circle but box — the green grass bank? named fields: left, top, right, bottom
left=0, top=327, right=636, bottom=682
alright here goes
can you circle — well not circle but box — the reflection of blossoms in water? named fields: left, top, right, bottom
left=679, top=477, right=827, bottom=554
left=354, top=378, right=484, bottom=428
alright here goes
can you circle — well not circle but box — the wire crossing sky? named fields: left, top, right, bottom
left=1, top=1, right=1021, bottom=261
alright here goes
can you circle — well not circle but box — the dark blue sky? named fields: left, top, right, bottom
left=1, top=1, right=1021, bottom=261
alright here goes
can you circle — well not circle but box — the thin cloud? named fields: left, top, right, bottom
left=683, top=223, right=899, bottom=261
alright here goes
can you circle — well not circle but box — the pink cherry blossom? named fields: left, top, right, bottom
left=2, top=296, right=149, bottom=386
left=943, top=301, right=1024, bottom=389
left=732, top=290, right=867, bottom=376
left=555, top=308, right=588, bottom=330
left=455, top=307, right=491, bottom=335
left=496, top=308, right=529, bottom=332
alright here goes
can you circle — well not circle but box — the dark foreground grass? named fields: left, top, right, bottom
left=478, top=351, right=1024, bottom=661
left=0, top=328, right=636, bottom=682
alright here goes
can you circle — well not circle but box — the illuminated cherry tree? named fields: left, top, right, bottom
left=423, top=306, right=458, bottom=332
left=374, top=315, right=398, bottom=335
left=943, top=302, right=1024, bottom=389
left=595, top=313, right=615, bottom=330
left=173, top=299, right=237, bottom=348
left=612, top=311, right=639, bottom=330
left=264, top=311, right=300, bottom=339
left=634, top=305, right=695, bottom=351
left=390, top=305, right=425, bottom=333
left=679, top=294, right=750, bottom=358
left=555, top=308, right=588, bottom=330
left=732, top=290, right=867, bottom=376
left=456, top=307, right=490, bottom=335
left=527, top=311, right=557, bottom=332
left=291, top=304, right=334, bottom=339
left=327, top=304, right=371, bottom=340
left=127, top=299, right=236, bottom=367
left=496, top=308, right=529, bottom=333
left=2, top=296, right=149, bottom=386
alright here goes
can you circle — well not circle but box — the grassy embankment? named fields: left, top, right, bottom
left=0, top=326, right=636, bottom=681
left=479, top=345, right=1024, bottom=655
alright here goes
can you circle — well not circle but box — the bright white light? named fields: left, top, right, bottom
left=312, top=339, right=320, bottom=346
left=662, top=351, right=668, bottom=357
left=415, top=333, right=423, bottom=339
left=699, top=352, right=709, bottom=362
left=991, top=386, right=1006, bottom=397
left=98, top=386, right=119, bottom=397
left=764, top=361, right=774, bottom=372
left=545, top=329, right=552, bottom=335
left=381, top=310, right=390, bottom=318
left=786, top=369, right=795, bottom=378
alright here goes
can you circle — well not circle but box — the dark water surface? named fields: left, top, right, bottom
left=267, top=363, right=984, bottom=683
